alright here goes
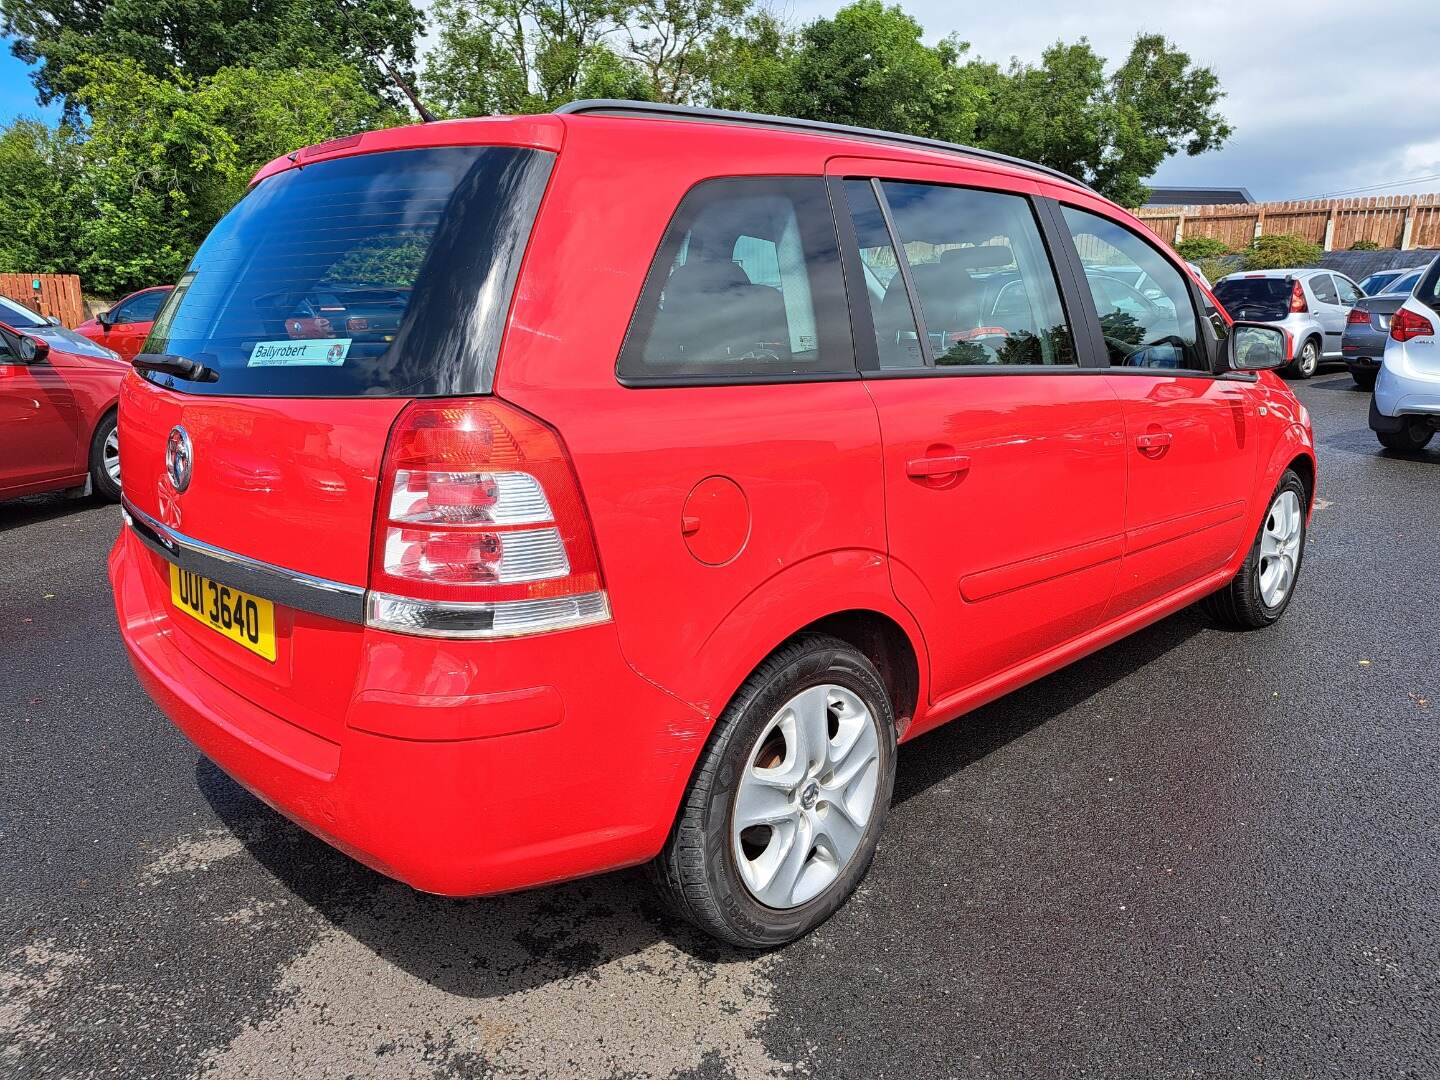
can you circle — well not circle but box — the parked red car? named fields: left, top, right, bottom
left=0, top=305, right=127, bottom=503
left=109, top=103, right=1315, bottom=947
left=75, top=285, right=173, bottom=361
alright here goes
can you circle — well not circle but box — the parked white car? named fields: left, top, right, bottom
left=1370, top=260, right=1440, bottom=452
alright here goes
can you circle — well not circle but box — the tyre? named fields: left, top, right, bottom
left=1287, top=338, right=1319, bottom=379
left=651, top=634, right=897, bottom=949
left=88, top=410, right=121, bottom=502
left=1376, top=418, right=1434, bottom=453
left=1202, top=470, right=1307, bottom=629
left=1351, top=368, right=1377, bottom=391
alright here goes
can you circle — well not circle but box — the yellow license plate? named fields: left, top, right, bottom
left=169, top=564, right=277, bottom=661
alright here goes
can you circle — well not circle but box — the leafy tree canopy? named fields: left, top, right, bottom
left=423, top=0, right=1231, bottom=206
left=0, top=57, right=402, bottom=294
left=2, top=0, right=425, bottom=114
left=0, top=0, right=1232, bottom=296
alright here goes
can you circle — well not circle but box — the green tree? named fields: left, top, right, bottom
left=421, top=0, right=651, bottom=117
left=764, top=1, right=985, bottom=142
left=1, top=0, right=425, bottom=115
left=972, top=34, right=1230, bottom=207
left=0, top=56, right=405, bottom=294
left=0, top=121, right=89, bottom=277
left=703, top=10, right=794, bottom=113
left=622, top=0, right=751, bottom=103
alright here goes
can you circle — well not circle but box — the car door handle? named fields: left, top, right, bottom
left=906, top=453, right=971, bottom=478
left=1135, top=431, right=1173, bottom=455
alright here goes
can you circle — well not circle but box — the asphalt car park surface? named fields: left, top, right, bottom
left=2, top=372, right=1437, bottom=1080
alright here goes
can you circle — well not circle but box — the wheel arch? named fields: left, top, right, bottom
left=787, top=609, right=920, bottom=737
left=681, top=549, right=930, bottom=738
left=1285, top=450, right=1316, bottom=512
left=88, top=399, right=119, bottom=446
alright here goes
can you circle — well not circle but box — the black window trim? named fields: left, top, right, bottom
left=615, top=173, right=863, bottom=389
left=837, top=176, right=1096, bottom=379
left=1047, top=197, right=1229, bottom=379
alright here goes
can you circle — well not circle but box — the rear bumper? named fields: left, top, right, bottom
left=109, top=527, right=708, bottom=896
left=1374, top=352, right=1440, bottom=421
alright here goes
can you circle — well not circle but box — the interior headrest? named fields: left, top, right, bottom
left=940, top=246, right=1015, bottom=271
left=665, top=259, right=751, bottom=298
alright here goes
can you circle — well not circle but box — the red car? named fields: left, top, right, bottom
left=0, top=302, right=127, bottom=503
left=75, top=285, right=173, bottom=362
left=109, top=103, right=1314, bottom=947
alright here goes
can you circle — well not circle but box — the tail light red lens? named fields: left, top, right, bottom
left=1390, top=307, right=1435, bottom=342
left=367, top=399, right=609, bottom=638
left=1347, top=307, right=1370, bottom=325
left=1289, top=280, right=1308, bottom=313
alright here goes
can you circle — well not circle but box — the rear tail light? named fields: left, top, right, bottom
left=1391, top=307, right=1435, bottom=342
left=1347, top=307, right=1370, bottom=325
left=366, top=399, right=609, bottom=639
left=1289, top=280, right=1308, bottom=313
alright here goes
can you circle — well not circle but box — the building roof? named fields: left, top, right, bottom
left=1143, top=186, right=1255, bottom=207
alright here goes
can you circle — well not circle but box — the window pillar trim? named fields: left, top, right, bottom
left=868, top=178, right=935, bottom=369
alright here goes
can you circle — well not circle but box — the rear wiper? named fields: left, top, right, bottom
left=133, top=352, right=219, bottom=383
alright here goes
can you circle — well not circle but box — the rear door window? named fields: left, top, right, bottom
left=1061, top=207, right=1204, bottom=371
left=859, top=180, right=1075, bottom=368
left=1309, top=274, right=1339, bottom=304
left=619, top=177, right=854, bottom=381
left=142, top=145, right=554, bottom=397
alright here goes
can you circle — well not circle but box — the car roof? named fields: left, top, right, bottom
left=251, top=107, right=1095, bottom=201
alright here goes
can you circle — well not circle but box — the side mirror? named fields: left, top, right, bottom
left=1227, top=321, right=1287, bottom=372
left=16, top=334, right=49, bottom=363
left=0, top=321, right=47, bottom=364
left=97, top=310, right=116, bottom=329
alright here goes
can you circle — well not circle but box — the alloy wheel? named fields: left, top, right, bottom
left=1299, top=342, right=1319, bottom=376
left=731, top=683, right=882, bottom=909
left=103, top=426, right=121, bottom=484
left=1258, top=489, right=1303, bottom=607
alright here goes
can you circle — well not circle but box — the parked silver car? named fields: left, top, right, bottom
left=1212, top=268, right=1363, bottom=378
left=1370, top=260, right=1440, bottom=452
left=1342, top=262, right=1434, bottom=389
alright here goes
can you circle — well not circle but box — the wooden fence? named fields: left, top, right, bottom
left=0, top=274, right=86, bottom=328
left=1136, top=194, right=1440, bottom=252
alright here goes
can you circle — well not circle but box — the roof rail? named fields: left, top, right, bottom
left=554, top=99, right=1094, bottom=193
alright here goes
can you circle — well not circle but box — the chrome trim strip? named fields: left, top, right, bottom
left=121, top=497, right=366, bottom=625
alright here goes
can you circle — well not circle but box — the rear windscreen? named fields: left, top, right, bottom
left=141, top=145, right=553, bottom=397
left=1212, top=278, right=1290, bottom=319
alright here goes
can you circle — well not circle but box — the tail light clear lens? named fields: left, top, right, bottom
left=1390, top=307, right=1435, bottom=342
left=1289, top=280, right=1308, bottom=313
left=1347, top=308, right=1370, bottom=325
left=367, top=399, right=609, bottom=638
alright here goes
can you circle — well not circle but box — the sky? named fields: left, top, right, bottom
left=3, top=0, right=1438, bottom=202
